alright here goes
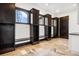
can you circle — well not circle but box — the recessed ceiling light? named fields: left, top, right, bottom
left=45, top=3, right=48, bottom=6
left=72, top=4, right=77, bottom=7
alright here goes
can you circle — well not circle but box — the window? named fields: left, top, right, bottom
left=39, top=26, right=45, bottom=39
left=16, top=9, right=29, bottom=23
left=54, top=20, right=57, bottom=27
left=15, top=8, right=30, bottom=43
left=15, top=24, right=30, bottom=40
left=39, top=15, right=44, bottom=25
left=51, top=20, right=53, bottom=26
left=31, top=13, right=33, bottom=24
left=45, top=17, right=48, bottom=25
left=51, top=26, right=54, bottom=37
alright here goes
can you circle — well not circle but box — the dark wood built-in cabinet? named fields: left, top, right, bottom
left=30, top=8, right=39, bottom=44
left=44, top=14, right=52, bottom=40
left=60, top=16, right=69, bottom=39
left=52, top=17, right=59, bottom=38
left=39, top=15, right=45, bottom=40
left=48, top=14, right=52, bottom=39
left=0, top=3, right=15, bottom=54
left=0, top=4, right=62, bottom=54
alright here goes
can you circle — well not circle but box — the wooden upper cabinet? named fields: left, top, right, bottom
left=48, top=15, right=52, bottom=26
left=31, top=8, right=39, bottom=25
left=0, top=3, right=15, bottom=24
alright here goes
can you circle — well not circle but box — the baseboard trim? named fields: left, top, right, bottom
left=0, top=48, right=15, bottom=54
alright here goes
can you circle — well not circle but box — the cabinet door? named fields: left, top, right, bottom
left=30, top=25, right=39, bottom=43
left=0, top=3, right=15, bottom=24
left=0, top=3, right=15, bottom=54
left=60, top=16, right=69, bottom=39
left=0, top=25, right=14, bottom=50
left=45, top=26, right=48, bottom=37
left=48, top=26, right=51, bottom=38
left=33, top=25, right=39, bottom=41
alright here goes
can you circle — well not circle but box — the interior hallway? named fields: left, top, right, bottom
left=1, top=38, right=79, bottom=56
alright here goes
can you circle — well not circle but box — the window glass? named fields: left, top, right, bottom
left=51, top=20, right=53, bottom=25
left=39, top=26, right=45, bottom=39
left=54, top=20, right=57, bottom=27
left=15, top=24, right=30, bottom=39
left=39, top=16, right=44, bottom=25
left=16, top=10, right=29, bottom=23
left=51, top=26, right=54, bottom=37
left=45, top=17, right=48, bottom=25
left=31, top=13, right=33, bottom=24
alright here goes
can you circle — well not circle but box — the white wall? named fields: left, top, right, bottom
left=69, top=35, right=79, bottom=52
left=55, top=9, right=79, bottom=33
left=55, top=8, right=79, bottom=52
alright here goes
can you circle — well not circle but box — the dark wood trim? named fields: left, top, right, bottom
left=16, top=22, right=30, bottom=24
left=16, top=7, right=30, bottom=12
left=69, top=33, right=79, bottom=36
left=39, top=24, right=44, bottom=26
left=0, top=48, right=15, bottom=54
left=15, top=42, right=30, bottom=47
left=15, top=38, right=30, bottom=42
left=31, top=41, right=39, bottom=45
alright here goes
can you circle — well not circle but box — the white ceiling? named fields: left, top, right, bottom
left=16, top=3, right=78, bottom=16
left=31, top=3, right=78, bottom=14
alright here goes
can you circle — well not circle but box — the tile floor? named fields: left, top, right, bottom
left=0, top=38, right=79, bottom=56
